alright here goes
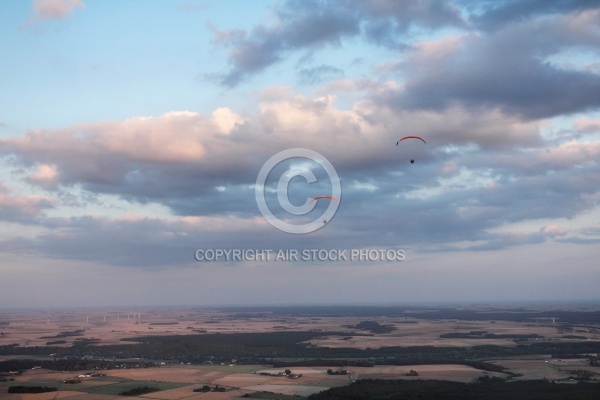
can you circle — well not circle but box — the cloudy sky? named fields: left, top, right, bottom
left=1, top=0, right=600, bottom=309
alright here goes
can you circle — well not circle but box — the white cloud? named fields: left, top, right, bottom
left=211, top=107, right=244, bottom=134
left=26, top=163, right=59, bottom=190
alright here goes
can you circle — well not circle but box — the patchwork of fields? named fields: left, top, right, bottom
left=1, top=305, right=599, bottom=399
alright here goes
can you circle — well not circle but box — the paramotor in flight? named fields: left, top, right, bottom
left=396, top=136, right=426, bottom=164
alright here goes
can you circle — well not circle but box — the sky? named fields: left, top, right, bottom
left=1, top=0, right=600, bottom=309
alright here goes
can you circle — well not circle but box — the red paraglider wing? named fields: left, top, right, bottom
left=396, top=136, right=426, bottom=145
left=310, top=195, right=340, bottom=204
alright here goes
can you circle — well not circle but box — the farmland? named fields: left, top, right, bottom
left=1, top=305, right=600, bottom=399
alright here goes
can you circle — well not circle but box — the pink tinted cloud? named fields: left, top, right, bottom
left=26, top=163, right=59, bottom=190
left=540, top=224, right=568, bottom=238
left=24, top=0, right=83, bottom=27
left=0, top=184, right=54, bottom=218
left=574, top=117, right=600, bottom=133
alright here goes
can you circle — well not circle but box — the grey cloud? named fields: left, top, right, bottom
left=0, top=139, right=597, bottom=268
left=380, top=9, right=600, bottom=120
left=297, top=64, right=344, bottom=85
left=470, top=0, right=600, bottom=31
left=0, top=217, right=194, bottom=267
left=212, top=1, right=600, bottom=119
left=1, top=87, right=598, bottom=267
left=0, top=214, right=295, bottom=268
left=402, top=60, right=600, bottom=120
left=219, top=31, right=286, bottom=87
left=0, top=183, right=55, bottom=223
left=557, top=237, right=600, bottom=244
left=554, top=223, right=600, bottom=244
left=360, top=0, right=466, bottom=31
left=464, top=233, right=546, bottom=251
left=213, top=0, right=467, bottom=87
left=332, top=140, right=600, bottom=250
left=216, top=1, right=360, bottom=87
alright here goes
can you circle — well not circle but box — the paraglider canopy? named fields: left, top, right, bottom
left=310, top=195, right=340, bottom=204
left=396, top=136, right=426, bottom=145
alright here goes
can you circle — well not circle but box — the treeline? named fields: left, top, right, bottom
left=45, top=340, right=67, bottom=345
left=8, top=385, right=57, bottom=393
left=387, top=359, right=511, bottom=375
left=120, top=386, right=160, bottom=396
left=307, top=378, right=600, bottom=400
left=193, top=385, right=228, bottom=392
left=274, top=359, right=375, bottom=368
left=440, top=331, right=543, bottom=340
left=40, top=329, right=84, bottom=339
left=344, top=321, right=396, bottom=333
left=115, top=331, right=362, bottom=361
left=2, top=331, right=600, bottom=364
left=219, top=305, right=600, bottom=324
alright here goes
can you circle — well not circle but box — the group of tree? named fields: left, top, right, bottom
left=40, top=329, right=84, bottom=339
left=8, top=386, right=57, bottom=393
left=193, top=384, right=227, bottom=392
left=119, top=386, right=160, bottom=396
left=345, top=321, right=396, bottom=333
left=327, top=369, right=349, bottom=375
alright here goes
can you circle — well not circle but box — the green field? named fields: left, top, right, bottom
left=247, top=391, right=306, bottom=400
left=190, top=363, right=268, bottom=373
left=77, top=380, right=187, bottom=396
